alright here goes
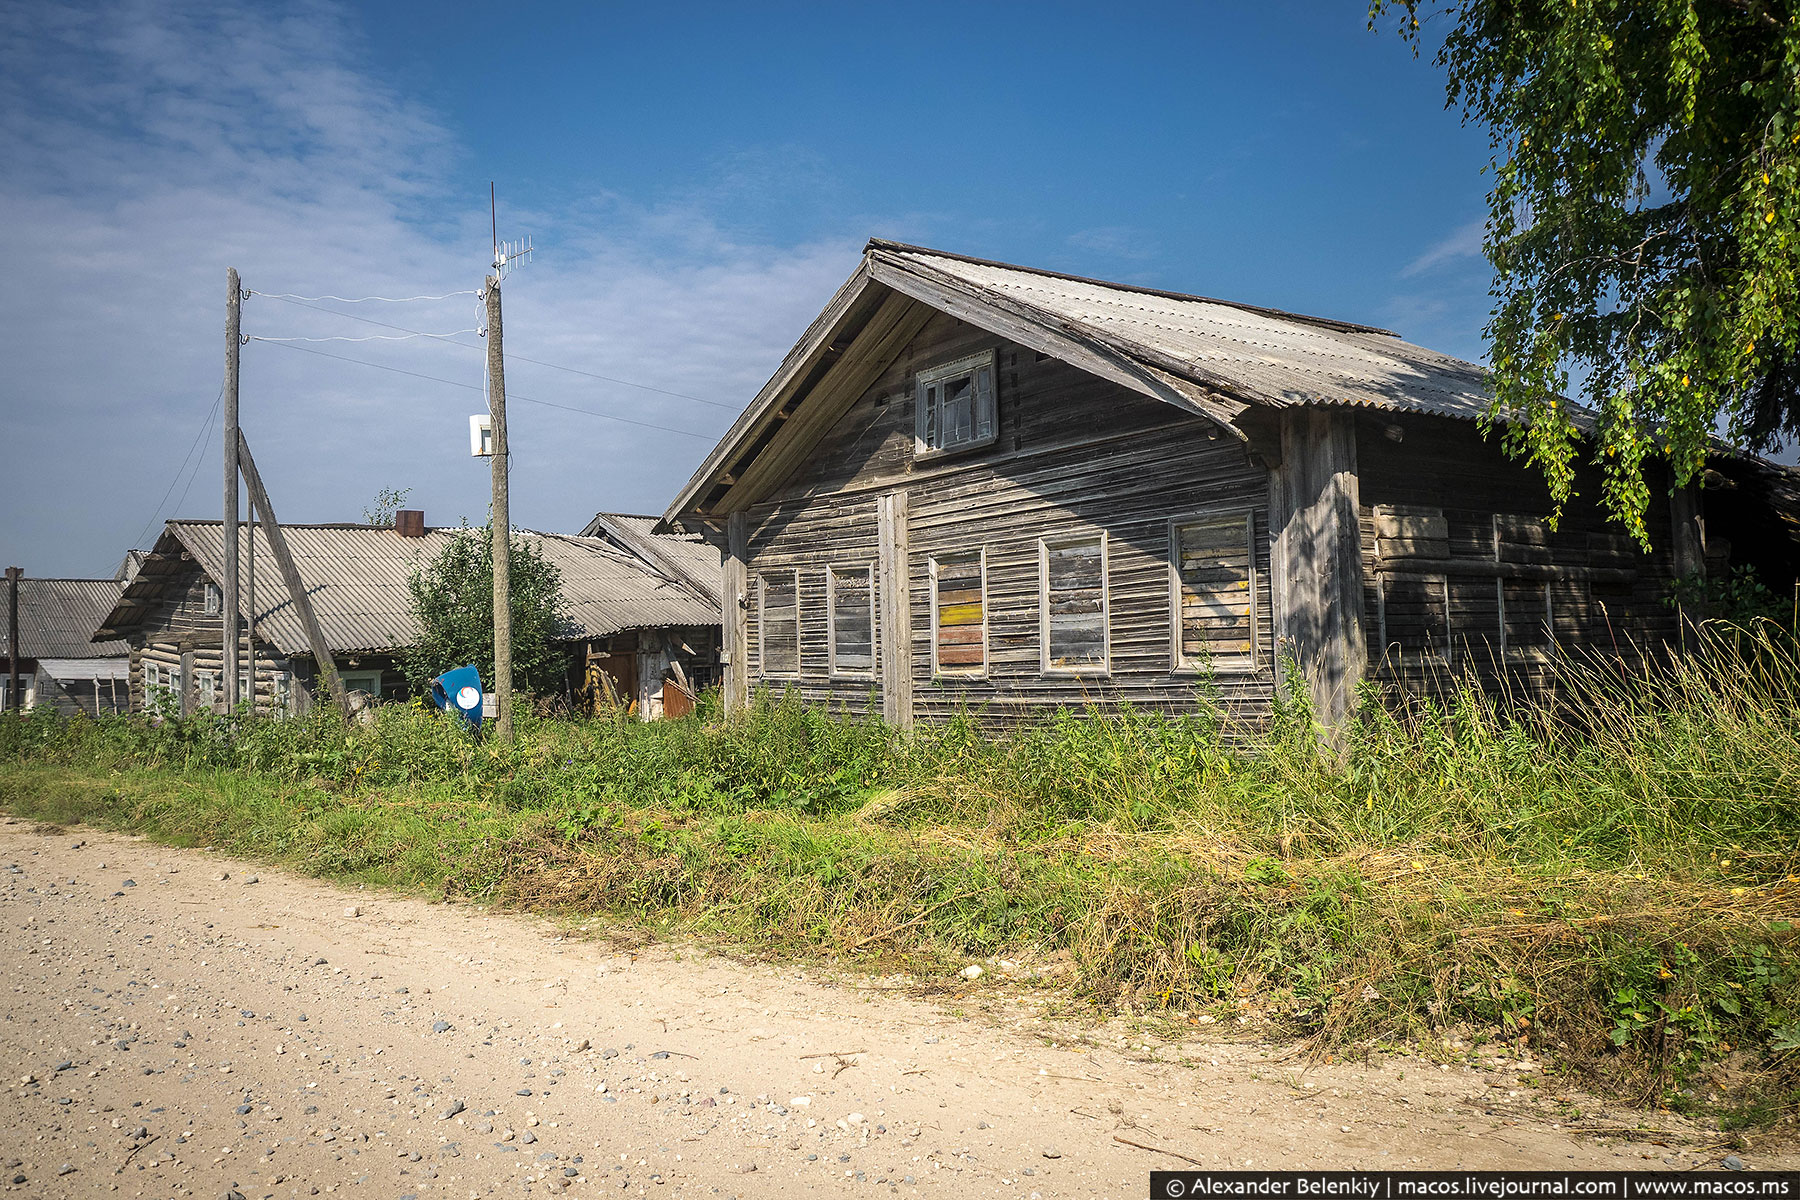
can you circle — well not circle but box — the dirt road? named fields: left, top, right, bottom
left=0, top=818, right=1780, bottom=1199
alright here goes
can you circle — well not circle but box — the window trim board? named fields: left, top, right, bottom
left=1167, top=508, right=1261, bottom=675
left=929, top=548, right=988, bottom=679
left=756, top=568, right=803, bottom=680
left=826, top=562, right=877, bottom=680
left=1038, top=531, right=1111, bottom=677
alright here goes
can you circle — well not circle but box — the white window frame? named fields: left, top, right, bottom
left=1038, top=532, right=1110, bottom=676
left=929, top=548, right=988, bottom=678
left=826, top=563, right=877, bottom=680
left=202, top=582, right=222, bottom=615
left=142, top=660, right=182, bottom=705
left=195, top=669, right=217, bottom=709
left=914, top=350, right=998, bottom=459
left=1168, top=510, right=1260, bottom=674
left=756, top=569, right=802, bottom=679
left=338, top=670, right=382, bottom=695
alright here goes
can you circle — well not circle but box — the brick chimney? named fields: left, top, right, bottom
left=395, top=510, right=426, bottom=538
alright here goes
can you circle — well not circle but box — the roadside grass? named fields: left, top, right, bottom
left=2, top=622, right=1798, bottom=1125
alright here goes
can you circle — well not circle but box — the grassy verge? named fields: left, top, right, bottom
left=3, top=624, right=1799, bottom=1126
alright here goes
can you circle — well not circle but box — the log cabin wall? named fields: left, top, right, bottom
left=1354, top=414, right=1682, bottom=695
left=124, top=560, right=297, bottom=715
left=735, top=310, right=1278, bottom=723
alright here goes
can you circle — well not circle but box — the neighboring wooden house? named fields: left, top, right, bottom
left=577, top=512, right=726, bottom=712
left=662, top=240, right=1797, bottom=728
left=0, top=574, right=132, bottom=715
left=92, top=513, right=721, bottom=718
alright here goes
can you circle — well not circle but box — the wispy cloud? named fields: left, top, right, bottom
left=1400, top=217, right=1486, bottom=278
left=0, top=0, right=863, bottom=575
left=1067, top=225, right=1159, bottom=262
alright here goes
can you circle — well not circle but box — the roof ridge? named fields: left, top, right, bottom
left=865, top=238, right=1399, bottom=339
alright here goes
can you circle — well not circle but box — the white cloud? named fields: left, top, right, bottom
left=0, top=0, right=862, bottom=575
left=1400, top=216, right=1486, bottom=278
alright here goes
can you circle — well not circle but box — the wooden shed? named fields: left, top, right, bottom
left=661, top=240, right=1791, bottom=728
left=0, top=575, right=131, bottom=715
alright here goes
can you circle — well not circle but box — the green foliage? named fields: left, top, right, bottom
left=1668, top=564, right=1794, bottom=627
left=362, top=486, right=411, bottom=527
left=6, top=625, right=1800, bottom=1118
left=403, top=522, right=571, bottom=695
left=1373, top=1, right=1800, bottom=541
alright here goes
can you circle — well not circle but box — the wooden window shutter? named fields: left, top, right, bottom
left=974, top=363, right=994, bottom=442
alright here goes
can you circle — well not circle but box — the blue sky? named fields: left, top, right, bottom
left=1, top=0, right=1501, bottom=577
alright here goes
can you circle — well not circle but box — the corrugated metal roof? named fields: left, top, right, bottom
left=664, top=240, right=1553, bottom=524
left=96, top=522, right=719, bottom=656
left=2, top=578, right=129, bottom=660
left=578, top=512, right=722, bottom=606
left=871, top=241, right=1498, bottom=420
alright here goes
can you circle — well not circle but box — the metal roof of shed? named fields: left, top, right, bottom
left=2, top=578, right=129, bottom=660
left=94, top=521, right=719, bottom=656
left=578, top=512, right=722, bottom=606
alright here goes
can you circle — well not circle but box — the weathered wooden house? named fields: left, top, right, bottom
left=93, top=514, right=720, bottom=717
left=662, top=240, right=1795, bottom=727
left=577, top=512, right=726, bottom=712
left=1, top=574, right=132, bottom=715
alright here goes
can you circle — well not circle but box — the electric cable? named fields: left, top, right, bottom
left=257, top=292, right=735, bottom=410
left=257, top=339, right=721, bottom=440
left=247, top=290, right=477, bottom=303
left=132, top=385, right=224, bottom=550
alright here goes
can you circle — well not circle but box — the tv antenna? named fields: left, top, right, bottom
left=490, top=182, right=533, bottom=282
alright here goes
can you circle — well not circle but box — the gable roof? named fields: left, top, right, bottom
left=94, top=520, right=719, bottom=656
left=2, top=578, right=128, bottom=661
left=577, top=512, right=722, bottom=606
left=663, top=239, right=1502, bottom=523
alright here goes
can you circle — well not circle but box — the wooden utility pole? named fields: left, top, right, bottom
left=244, top=499, right=256, bottom=711
left=485, top=273, right=514, bottom=741
left=237, top=430, right=348, bottom=717
left=5, top=567, right=20, bottom=713
left=223, top=268, right=241, bottom=711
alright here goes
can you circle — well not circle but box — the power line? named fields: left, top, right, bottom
left=258, top=339, right=721, bottom=441
left=133, top=386, right=224, bottom=549
left=257, top=292, right=737, bottom=410
left=248, top=330, right=482, bottom=345
left=249, top=290, right=478, bottom=303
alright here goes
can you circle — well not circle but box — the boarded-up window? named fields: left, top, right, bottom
left=828, top=564, right=875, bottom=677
left=758, top=570, right=800, bottom=677
left=1170, top=513, right=1257, bottom=672
left=1040, top=534, right=1108, bottom=674
left=931, top=550, right=986, bottom=675
left=1377, top=574, right=1449, bottom=663
left=916, top=352, right=997, bottom=456
left=1495, top=515, right=1551, bottom=658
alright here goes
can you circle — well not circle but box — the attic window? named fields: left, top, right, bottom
left=203, top=582, right=222, bottom=615
left=915, top=351, right=996, bottom=458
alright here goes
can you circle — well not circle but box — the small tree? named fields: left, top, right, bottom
left=363, top=487, right=412, bottom=527
left=404, top=523, right=572, bottom=695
